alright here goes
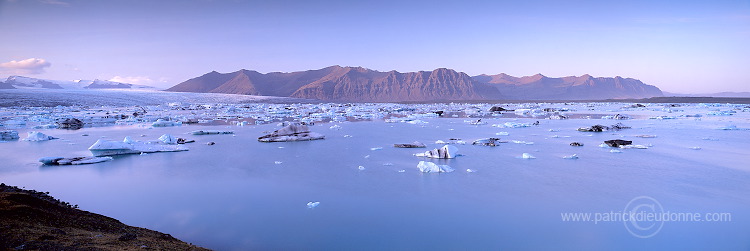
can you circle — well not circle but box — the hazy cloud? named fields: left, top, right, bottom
left=109, top=76, right=156, bottom=85
left=0, top=58, right=52, bottom=75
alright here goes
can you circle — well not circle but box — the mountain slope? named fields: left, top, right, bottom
left=166, top=66, right=663, bottom=101
left=1, top=76, right=155, bottom=90
left=472, top=73, right=663, bottom=100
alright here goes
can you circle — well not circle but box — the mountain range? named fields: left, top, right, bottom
left=166, top=66, right=663, bottom=101
left=0, top=76, right=155, bottom=90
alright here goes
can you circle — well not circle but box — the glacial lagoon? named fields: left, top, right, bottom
left=2, top=100, right=749, bottom=250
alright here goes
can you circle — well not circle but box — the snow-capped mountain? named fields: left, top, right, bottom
left=0, top=76, right=155, bottom=90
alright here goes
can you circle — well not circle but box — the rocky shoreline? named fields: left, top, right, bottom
left=0, top=183, right=209, bottom=250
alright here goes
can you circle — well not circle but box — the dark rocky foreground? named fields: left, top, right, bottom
left=0, top=183, right=209, bottom=250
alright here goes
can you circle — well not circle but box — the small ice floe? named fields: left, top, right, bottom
left=370, top=147, right=383, bottom=151
left=503, top=122, right=533, bottom=128
left=22, top=131, right=57, bottom=141
left=358, top=165, right=366, bottom=170
left=382, top=163, right=394, bottom=166
left=717, top=125, right=746, bottom=130
left=307, top=201, right=320, bottom=209
left=274, top=161, right=283, bottom=164
left=601, top=114, right=631, bottom=120
left=701, top=137, right=719, bottom=141
left=466, top=169, right=477, bottom=173
left=466, top=119, right=487, bottom=125
left=548, top=129, right=559, bottom=132
left=32, top=124, right=58, bottom=129
left=707, top=111, right=735, bottom=116
left=39, top=156, right=113, bottom=165
left=364, top=155, right=370, bottom=159
left=417, top=161, right=454, bottom=173
left=619, top=144, right=648, bottom=149
left=610, top=149, right=623, bottom=153
left=562, top=154, right=579, bottom=159
left=472, top=138, right=504, bottom=146
left=140, top=152, right=148, bottom=155
left=152, top=119, right=181, bottom=127
left=394, top=141, right=426, bottom=148
left=435, top=140, right=447, bottom=144
left=398, top=169, right=406, bottom=173
left=520, top=153, right=536, bottom=159
left=634, top=135, right=657, bottom=138
left=258, top=123, right=325, bottom=142
left=511, top=140, right=534, bottom=145
left=649, top=116, right=676, bottom=120
left=604, top=139, right=632, bottom=147
left=192, top=130, right=234, bottom=135
left=415, top=145, right=459, bottom=159
left=343, top=135, right=353, bottom=138
left=406, top=120, right=428, bottom=125
left=577, top=123, right=630, bottom=132
left=329, top=124, right=342, bottom=130
left=495, top=132, right=510, bottom=136
left=690, top=147, right=702, bottom=150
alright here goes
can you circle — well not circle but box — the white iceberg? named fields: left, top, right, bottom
left=23, top=131, right=57, bottom=141
left=521, top=153, right=536, bottom=159
left=158, top=134, right=178, bottom=144
left=417, top=161, right=455, bottom=173
left=307, top=201, right=320, bottom=209
left=562, top=154, right=579, bottom=159
left=88, top=136, right=189, bottom=157
left=415, top=145, right=458, bottom=159
left=152, top=119, right=181, bottom=127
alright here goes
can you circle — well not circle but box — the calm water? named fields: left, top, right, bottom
left=2, top=117, right=750, bottom=250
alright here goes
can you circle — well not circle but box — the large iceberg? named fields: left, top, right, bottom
left=88, top=136, right=189, bottom=156
left=417, top=161, right=455, bottom=173
left=415, top=145, right=459, bottom=159
left=258, top=123, right=325, bottom=142
left=23, top=131, right=57, bottom=141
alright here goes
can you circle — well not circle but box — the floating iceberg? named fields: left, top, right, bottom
left=578, top=123, right=630, bottom=132
left=307, top=201, right=320, bottom=209
left=562, top=154, right=579, bottom=159
left=39, top=156, right=113, bottom=165
left=258, top=123, right=325, bottom=142
left=503, top=122, right=533, bottom=128
left=415, top=145, right=458, bottom=159
left=394, top=141, right=426, bottom=148
left=158, top=134, right=178, bottom=144
left=472, top=138, right=503, bottom=146
left=1, top=130, right=20, bottom=140
left=88, top=136, right=189, bottom=157
left=521, top=153, right=536, bottom=159
left=604, top=139, right=632, bottom=147
left=417, top=161, right=454, bottom=173
left=23, top=131, right=57, bottom=141
left=152, top=119, right=181, bottom=127
left=192, top=130, right=234, bottom=135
